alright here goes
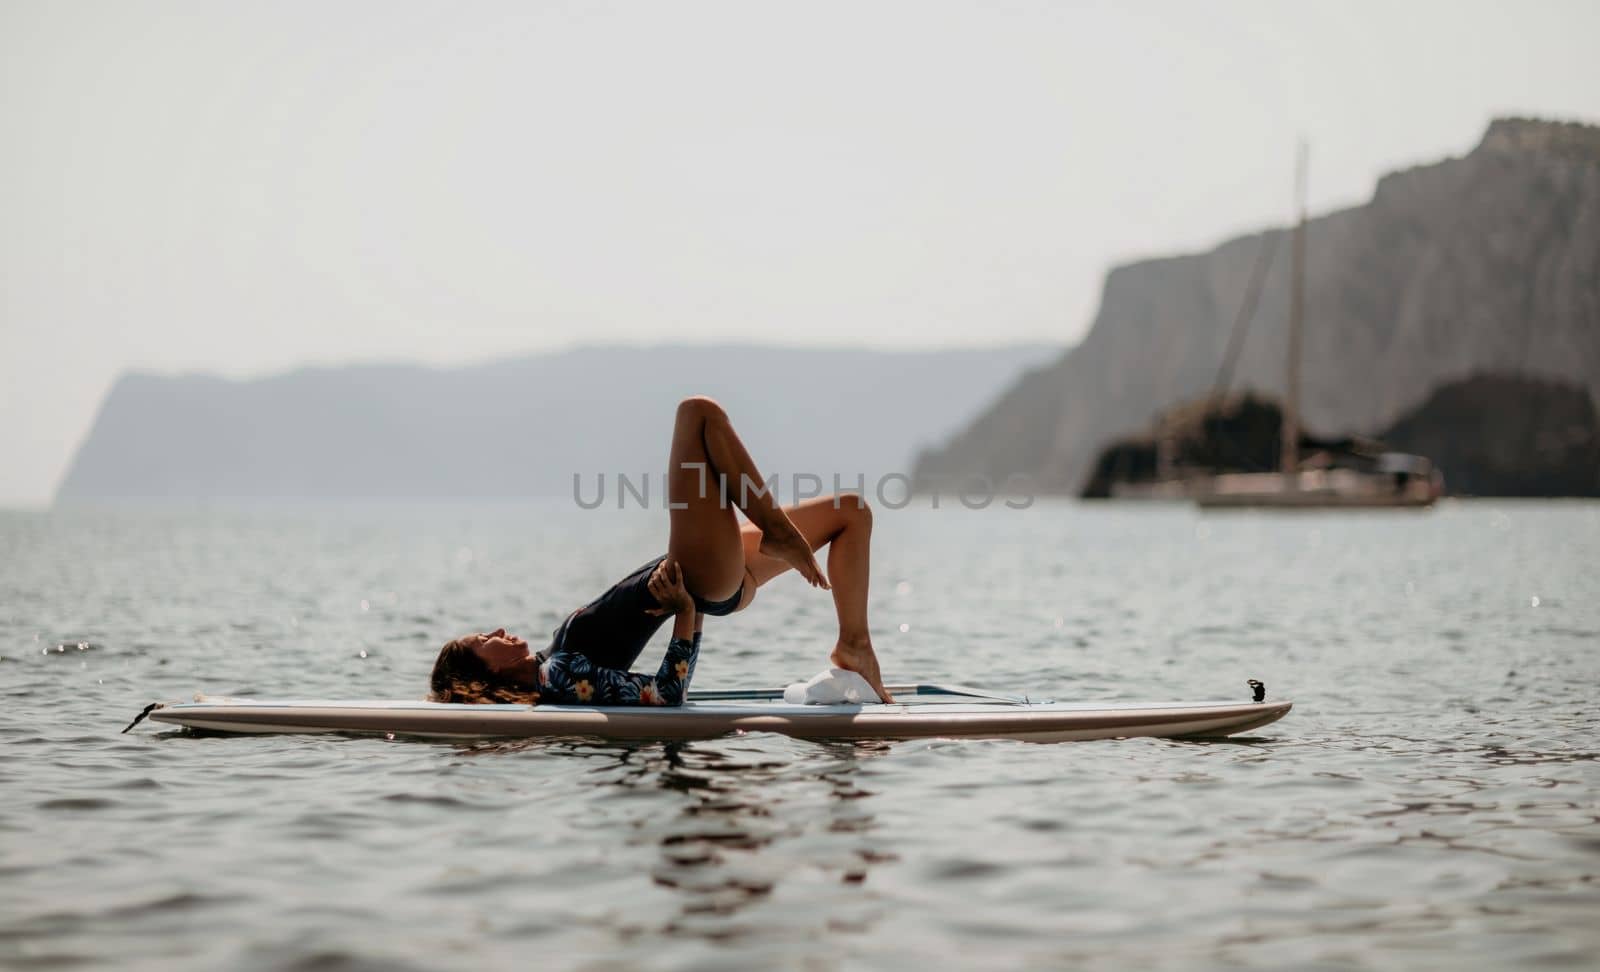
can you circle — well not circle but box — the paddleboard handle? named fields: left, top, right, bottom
left=1248, top=679, right=1265, bottom=703
left=121, top=701, right=164, bottom=734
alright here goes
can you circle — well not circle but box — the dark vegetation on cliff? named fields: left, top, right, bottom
left=1078, top=376, right=1600, bottom=498
left=1078, top=395, right=1366, bottom=499
left=1381, top=375, right=1600, bottom=496
left=915, top=118, right=1600, bottom=497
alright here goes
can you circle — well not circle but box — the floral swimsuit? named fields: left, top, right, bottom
left=537, top=631, right=700, bottom=706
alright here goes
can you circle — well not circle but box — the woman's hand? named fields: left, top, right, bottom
left=645, top=560, right=696, bottom=616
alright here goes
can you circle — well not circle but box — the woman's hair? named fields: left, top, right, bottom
left=429, top=637, right=541, bottom=705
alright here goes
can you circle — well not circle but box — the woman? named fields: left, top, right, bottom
left=428, top=395, right=892, bottom=707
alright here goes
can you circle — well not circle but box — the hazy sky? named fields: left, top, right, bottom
left=3, top=0, right=1598, bottom=505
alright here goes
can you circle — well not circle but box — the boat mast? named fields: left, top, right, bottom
left=1282, top=141, right=1308, bottom=480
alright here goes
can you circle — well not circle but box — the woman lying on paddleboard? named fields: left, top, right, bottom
left=428, top=396, right=892, bottom=707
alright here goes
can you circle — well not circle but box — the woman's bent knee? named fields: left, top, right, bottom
left=676, top=395, right=726, bottom=424
left=836, top=492, right=872, bottom=526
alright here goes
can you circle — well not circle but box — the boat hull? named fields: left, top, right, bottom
left=1196, top=491, right=1434, bottom=509
left=1193, top=470, right=1437, bottom=508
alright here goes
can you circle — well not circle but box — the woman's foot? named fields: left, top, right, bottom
left=831, top=635, right=893, bottom=703
left=757, top=513, right=829, bottom=589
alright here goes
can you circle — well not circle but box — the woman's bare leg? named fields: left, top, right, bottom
left=736, top=493, right=892, bottom=702
left=665, top=397, right=826, bottom=604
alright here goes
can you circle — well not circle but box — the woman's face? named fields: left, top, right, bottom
left=465, top=628, right=531, bottom=674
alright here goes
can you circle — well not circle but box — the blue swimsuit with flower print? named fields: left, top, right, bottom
left=538, top=632, right=700, bottom=706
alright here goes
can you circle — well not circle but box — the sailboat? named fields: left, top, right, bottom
left=1191, top=145, right=1440, bottom=510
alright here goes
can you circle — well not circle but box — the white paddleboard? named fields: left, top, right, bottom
left=142, top=684, right=1291, bottom=743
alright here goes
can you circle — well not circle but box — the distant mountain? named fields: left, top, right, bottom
left=915, top=118, right=1600, bottom=494
left=56, top=344, right=1056, bottom=501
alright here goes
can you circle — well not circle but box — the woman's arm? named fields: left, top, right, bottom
left=543, top=626, right=700, bottom=706
left=672, top=604, right=697, bottom=642
left=539, top=560, right=702, bottom=706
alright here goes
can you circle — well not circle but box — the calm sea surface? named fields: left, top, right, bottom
left=2, top=500, right=1597, bottom=970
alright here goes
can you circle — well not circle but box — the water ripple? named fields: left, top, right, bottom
left=2, top=502, right=1598, bottom=969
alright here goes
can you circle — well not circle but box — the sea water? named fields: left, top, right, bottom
left=1, top=500, right=1597, bottom=970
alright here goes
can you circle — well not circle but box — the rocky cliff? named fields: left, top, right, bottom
left=914, top=118, right=1600, bottom=494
